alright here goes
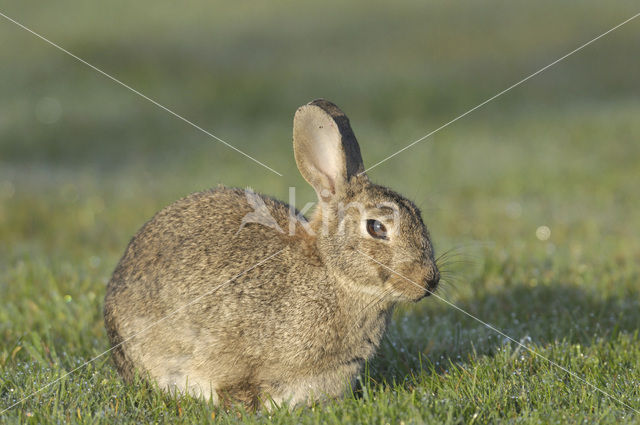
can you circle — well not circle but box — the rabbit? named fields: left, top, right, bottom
left=103, top=99, right=440, bottom=409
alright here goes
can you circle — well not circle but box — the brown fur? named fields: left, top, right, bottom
left=103, top=99, right=439, bottom=408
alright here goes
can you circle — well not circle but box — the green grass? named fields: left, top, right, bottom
left=1, top=0, right=640, bottom=423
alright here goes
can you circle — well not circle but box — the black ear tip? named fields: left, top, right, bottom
left=307, top=99, right=346, bottom=119
left=308, top=98, right=330, bottom=106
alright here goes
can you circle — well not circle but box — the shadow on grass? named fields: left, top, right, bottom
left=368, top=282, right=640, bottom=385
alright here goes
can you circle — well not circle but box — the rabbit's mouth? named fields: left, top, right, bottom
left=388, top=268, right=439, bottom=302
left=391, top=275, right=439, bottom=302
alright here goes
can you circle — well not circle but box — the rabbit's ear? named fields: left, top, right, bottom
left=293, top=99, right=366, bottom=200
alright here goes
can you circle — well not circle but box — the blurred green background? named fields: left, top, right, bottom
left=1, top=0, right=639, bottom=423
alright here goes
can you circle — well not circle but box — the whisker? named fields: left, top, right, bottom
left=435, top=246, right=464, bottom=263
left=436, top=258, right=477, bottom=268
left=437, top=250, right=481, bottom=262
left=438, top=273, right=464, bottom=283
left=438, top=277, right=460, bottom=294
left=435, top=241, right=491, bottom=263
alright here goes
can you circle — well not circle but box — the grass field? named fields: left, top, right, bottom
left=1, top=0, right=640, bottom=423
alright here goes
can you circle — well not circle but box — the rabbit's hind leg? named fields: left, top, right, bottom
left=155, top=366, right=220, bottom=404
left=217, top=381, right=260, bottom=410
left=267, top=363, right=360, bottom=408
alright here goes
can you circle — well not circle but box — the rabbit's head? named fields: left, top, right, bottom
left=293, top=99, right=439, bottom=302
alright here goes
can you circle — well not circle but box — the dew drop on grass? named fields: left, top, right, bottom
left=536, top=226, right=551, bottom=241
left=89, top=256, right=101, bottom=268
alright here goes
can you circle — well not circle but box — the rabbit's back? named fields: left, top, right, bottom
left=111, top=186, right=292, bottom=281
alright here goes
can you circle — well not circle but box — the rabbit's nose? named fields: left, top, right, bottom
left=424, top=266, right=440, bottom=294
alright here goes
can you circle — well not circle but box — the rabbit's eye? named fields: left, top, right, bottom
left=366, top=219, right=388, bottom=240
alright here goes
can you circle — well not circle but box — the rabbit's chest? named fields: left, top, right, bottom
left=293, top=306, right=388, bottom=374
